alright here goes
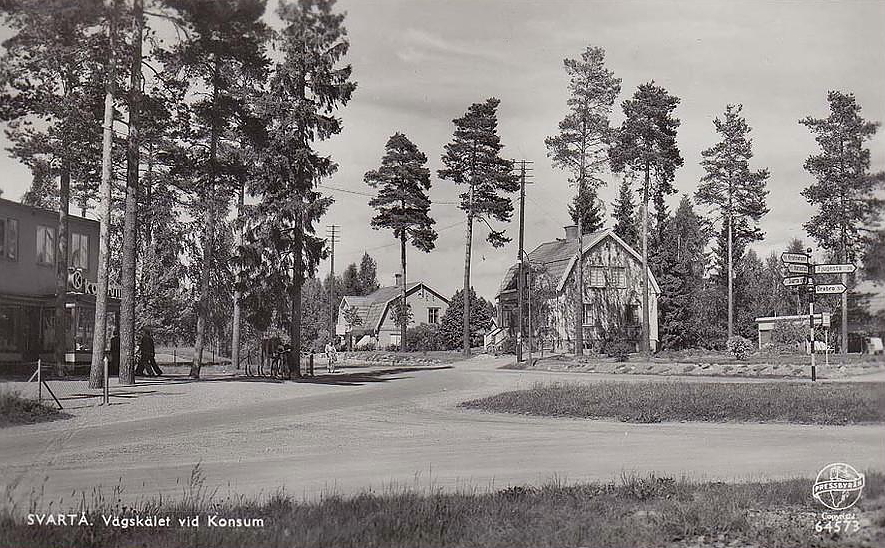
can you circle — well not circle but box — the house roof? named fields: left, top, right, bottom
left=341, top=281, right=449, bottom=332
left=496, top=228, right=661, bottom=297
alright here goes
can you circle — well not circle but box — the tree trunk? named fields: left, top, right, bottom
left=462, top=182, right=475, bottom=357
left=640, top=168, right=651, bottom=356
left=727, top=211, right=733, bottom=340
left=289, top=203, right=303, bottom=379
left=89, top=11, right=116, bottom=387
left=119, top=0, right=143, bottom=386
left=191, top=201, right=212, bottom=379
left=55, top=165, right=70, bottom=377
left=575, top=188, right=584, bottom=356
left=191, top=58, right=222, bottom=379
left=400, top=230, right=407, bottom=351
left=231, top=181, right=244, bottom=370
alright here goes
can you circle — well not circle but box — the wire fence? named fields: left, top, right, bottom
left=2, top=359, right=110, bottom=410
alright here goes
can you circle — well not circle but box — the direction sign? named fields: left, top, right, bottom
left=815, top=283, right=847, bottom=295
left=813, top=263, right=857, bottom=275
left=783, top=263, right=809, bottom=275
left=781, top=252, right=809, bottom=264
left=783, top=276, right=808, bottom=287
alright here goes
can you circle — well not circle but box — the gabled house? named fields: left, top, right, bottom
left=336, top=275, right=450, bottom=349
left=496, top=225, right=660, bottom=353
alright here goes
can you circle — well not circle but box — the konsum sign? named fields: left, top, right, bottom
left=66, top=268, right=122, bottom=299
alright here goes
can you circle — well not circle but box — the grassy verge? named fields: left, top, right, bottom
left=2, top=470, right=883, bottom=548
left=0, top=390, right=70, bottom=428
left=460, top=381, right=885, bottom=424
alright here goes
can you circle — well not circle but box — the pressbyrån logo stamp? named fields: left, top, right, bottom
left=812, top=463, right=865, bottom=535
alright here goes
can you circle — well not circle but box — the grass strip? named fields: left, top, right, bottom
left=460, top=381, right=885, bottom=424
left=2, top=471, right=882, bottom=548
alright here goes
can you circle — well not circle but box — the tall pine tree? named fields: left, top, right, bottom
left=800, top=91, right=885, bottom=354
left=609, top=82, right=683, bottom=355
left=161, top=0, right=269, bottom=378
left=365, top=132, right=437, bottom=348
left=439, top=98, right=517, bottom=356
left=696, top=104, right=769, bottom=340
left=611, top=175, right=639, bottom=248
left=239, top=0, right=355, bottom=378
left=545, top=45, right=620, bottom=355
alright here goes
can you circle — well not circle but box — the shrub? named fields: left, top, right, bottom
left=405, top=323, right=446, bottom=351
left=770, top=321, right=807, bottom=353
left=726, top=336, right=754, bottom=360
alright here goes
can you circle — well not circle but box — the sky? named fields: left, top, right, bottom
left=2, top=0, right=884, bottom=302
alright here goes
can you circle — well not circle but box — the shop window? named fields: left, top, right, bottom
left=0, top=217, right=18, bottom=260
left=74, top=306, right=95, bottom=352
left=71, top=232, right=89, bottom=270
left=0, top=306, right=18, bottom=352
left=36, top=225, right=56, bottom=265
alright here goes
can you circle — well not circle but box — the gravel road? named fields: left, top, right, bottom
left=2, top=355, right=883, bottom=506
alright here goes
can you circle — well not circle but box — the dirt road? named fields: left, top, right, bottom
left=2, top=355, right=883, bottom=506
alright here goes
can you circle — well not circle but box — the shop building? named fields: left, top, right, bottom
left=0, top=198, right=119, bottom=364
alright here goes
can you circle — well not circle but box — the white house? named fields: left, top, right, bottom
left=336, top=275, right=450, bottom=348
left=496, top=225, right=660, bottom=353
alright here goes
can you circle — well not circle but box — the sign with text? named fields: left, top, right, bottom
left=783, top=276, right=809, bottom=287
left=813, top=263, right=857, bottom=275
left=783, top=263, right=810, bottom=275
left=781, top=252, right=809, bottom=264
left=815, top=284, right=847, bottom=295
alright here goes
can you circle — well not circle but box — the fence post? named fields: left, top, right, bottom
left=309, top=353, right=314, bottom=377
left=103, top=355, right=109, bottom=405
left=37, top=358, right=42, bottom=402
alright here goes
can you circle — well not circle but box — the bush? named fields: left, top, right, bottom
left=604, top=340, right=633, bottom=362
left=405, top=323, right=446, bottom=352
left=726, top=336, right=754, bottom=360
left=770, top=321, right=807, bottom=353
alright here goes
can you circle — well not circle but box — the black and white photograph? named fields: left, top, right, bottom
left=1, top=1, right=884, bottom=546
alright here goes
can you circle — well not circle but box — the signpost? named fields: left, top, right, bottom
left=782, top=276, right=808, bottom=287
left=815, top=283, right=847, bottom=295
left=783, top=263, right=810, bottom=274
left=781, top=252, right=809, bottom=264
left=813, top=263, right=856, bottom=275
left=779, top=249, right=857, bottom=383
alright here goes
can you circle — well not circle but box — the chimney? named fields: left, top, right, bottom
left=564, top=225, right=578, bottom=240
left=394, top=273, right=402, bottom=287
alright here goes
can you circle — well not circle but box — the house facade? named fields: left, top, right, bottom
left=0, top=198, right=120, bottom=364
left=496, top=226, right=660, bottom=353
left=336, top=275, right=450, bottom=348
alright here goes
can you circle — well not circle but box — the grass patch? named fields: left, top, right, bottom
left=459, top=381, right=885, bottom=424
left=0, top=390, right=69, bottom=428
left=2, top=470, right=883, bottom=548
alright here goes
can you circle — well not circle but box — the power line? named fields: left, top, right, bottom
left=359, top=220, right=466, bottom=252
left=317, top=183, right=461, bottom=206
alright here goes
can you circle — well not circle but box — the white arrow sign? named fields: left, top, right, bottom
left=783, top=263, right=809, bottom=275
left=815, top=283, right=847, bottom=294
left=781, top=252, right=809, bottom=264
left=783, top=276, right=808, bottom=287
left=814, top=263, right=857, bottom=274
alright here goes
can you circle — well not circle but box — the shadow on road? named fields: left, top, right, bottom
left=128, top=365, right=453, bottom=387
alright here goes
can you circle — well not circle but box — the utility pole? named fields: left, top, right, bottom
left=514, top=160, right=533, bottom=362
left=326, top=225, right=340, bottom=344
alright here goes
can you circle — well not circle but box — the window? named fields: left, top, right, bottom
left=611, top=267, right=627, bottom=289
left=625, top=304, right=640, bottom=325
left=428, top=307, right=440, bottom=324
left=583, top=304, right=593, bottom=326
left=36, top=225, right=55, bottom=265
left=71, top=232, right=89, bottom=270
left=588, top=266, right=626, bottom=289
left=0, top=217, right=17, bottom=260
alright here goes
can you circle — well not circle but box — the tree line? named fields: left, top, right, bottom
left=0, top=2, right=882, bottom=381
left=545, top=46, right=883, bottom=354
